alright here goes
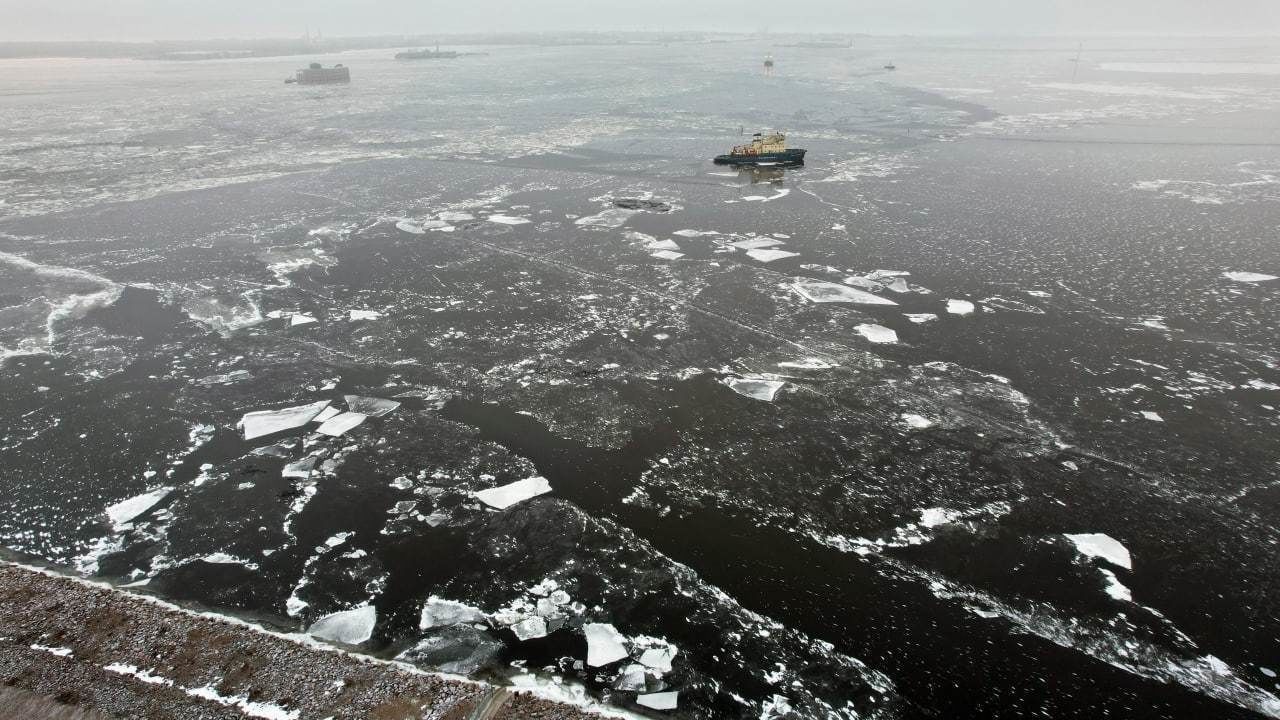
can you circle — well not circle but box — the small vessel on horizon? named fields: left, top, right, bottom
left=285, top=63, right=350, bottom=85
left=883, top=61, right=897, bottom=70
left=714, top=132, right=806, bottom=166
left=396, top=45, right=459, bottom=60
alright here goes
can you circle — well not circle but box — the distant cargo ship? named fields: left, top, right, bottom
left=714, top=132, right=806, bottom=166
left=286, top=63, right=350, bottom=85
left=396, top=46, right=458, bottom=60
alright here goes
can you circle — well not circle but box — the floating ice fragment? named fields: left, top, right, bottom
left=242, top=401, right=331, bottom=440
left=725, top=377, right=786, bottom=402
left=474, top=476, right=552, bottom=510
left=437, top=211, right=475, bottom=223
left=348, top=309, right=382, bottom=321
left=905, top=313, right=938, bottom=324
left=650, top=250, right=684, bottom=261
left=673, top=229, right=720, bottom=237
left=282, top=456, right=317, bottom=479
left=307, top=605, right=376, bottom=645
left=730, top=237, right=784, bottom=250
left=1223, top=271, right=1278, bottom=283
left=344, top=395, right=400, bottom=417
left=637, top=691, right=678, bottom=710
left=584, top=623, right=629, bottom=667
left=1098, top=568, right=1133, bottom=602
left=946, top=299, right=976, bottom=316
left=792, top=279, right=897, bottom=305
left=312, top=406, right=341, bottom=424
left=615, top=664, right=647, bottom=691
left=512, top=616, right=549, bottom=641
left=746, top=248, right=800, bottom=263
left=885, top=278, right=912, bottom=293
left=316, top=412, right=367, bottom=437
left=777, top=358, right=837, bottom=370
left=419, top=597, right=486, bottom=629
left=575, top=208, right=637, bottom=228
left=1139, top=411, right=1164, bottom=422
left=290, top=314, right=318, bottom=327
left=638, top=646, right=677, bottom=673
left=1065, top=533, right=1132, bottom=570
left=855, top=324, right=898, bottom=344
left=487, top=214, right=531, bottom=225
left=105, top=487, right=174, bottom=529
left=1245, top=379, right=1280, bottom=390
left=900, top=413, right=934, bottom=429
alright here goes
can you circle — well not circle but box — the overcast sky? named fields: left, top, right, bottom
left=4, top=0, right=1280, bottom=41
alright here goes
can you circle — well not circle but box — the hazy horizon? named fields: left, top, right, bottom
left=3, top=0, right=1280, bottom=43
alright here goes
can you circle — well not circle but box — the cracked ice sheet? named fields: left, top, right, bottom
left=307, top=604, right=376, bottom=644
left=241, top=401, right=330, bottom=440
left=474, top=476, right=552, bottom=509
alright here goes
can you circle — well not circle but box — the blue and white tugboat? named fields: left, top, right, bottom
left=713, top=132, right=806, bottom=166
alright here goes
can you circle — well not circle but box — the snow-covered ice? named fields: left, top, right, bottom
left=241, top=401, right=331, bottom=440
left=307, top=605, right=376, bottom=645
left=1065, top=533, right=1133, bottom=570
left=584, top=623, right=628, bottom=667
left=316, top=412, right=367, bottom=437
left=474, top=476, right=552, bottom=509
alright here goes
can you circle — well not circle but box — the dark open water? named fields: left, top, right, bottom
left=1, top=38, right=1278, bottom=719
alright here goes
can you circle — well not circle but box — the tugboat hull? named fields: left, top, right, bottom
left=713, top=149, right=806, bottom=166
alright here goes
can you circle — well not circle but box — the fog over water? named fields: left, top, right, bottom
left=2, top=0, right=1280, bottom=40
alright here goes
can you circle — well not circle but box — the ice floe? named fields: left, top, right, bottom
left=1139, top=411, right=1165, bottom=422
left=241, top=401, right=331, bottom=440
left=584, top=623, right=629, bottom=667
left=792, top=279, right=897, bottom=305
left=474, top=476, right=552, bottom=510
left=650, top=250, right=684, bottom=261
left=637, top=691, right=678, bottom=710
left=725, top=377, right=786, bottom=402
left=900, top=413, right=935, bottom=429
left=746, top=249, right=800, bottom=263
left=730, top=237, right=784, bottom=250
left=105, top=486, right=174, bottom=530
left=673, top=229, right=719, bottom=238
left=646, top=239, right=681, bottom=252
left=946, top=299, right=976, bottom=315
left=905, top=313, right=938, bottom=324
left=289, top=314, right=318, bottom=327
left=575, top=208, right=637, bottom=228
left=1064, top=533, right=1132, bottom=570
left=855, top=324, right=898, bottom=344
left=419, top=596, right=485, bottom=629
left=1223, top=271, right=1278, bottom=283
left=348, top=309, right=382, bottom=321
left=512, top=616, right=549, bottom=641
left=311, top=406, right=341, bottom=424
left=343, top=395, right=400, bottom=417
left=777, top=358, right=837, bottom=370
left=316, top=412, right=367, bottom=437
left=307, top=604, right=376, bottom=645
left=487, top=214, right=531, bottom=225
